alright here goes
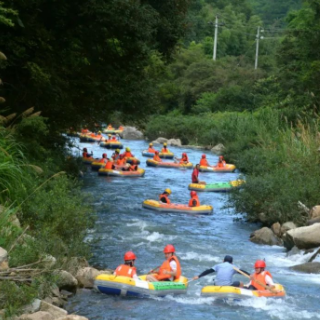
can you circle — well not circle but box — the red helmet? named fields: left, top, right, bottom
left=102, top=153, right=107, bottom=158
left=124, top=251, right=136, bottom=261
left=183, top=152, right=187, bottom=156
left=254, top=260, right=266, bottom=268
left=190, top=191, right=197, bottom=197
left=163, top=244, right=175, bottom=253
left=202, top=154, right=206, bottom=158
left=155, top=151, right=159, bottom=154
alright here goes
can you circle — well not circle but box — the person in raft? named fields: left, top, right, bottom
left=114, top=251, right=139, bottom=279
left=123, top=160, right=138, bottom=171
left=193, top=255, right=249, bottom=287
left=112, top=149, right=120, bottom=161
left=245, top=260, right=277, bottom=291
left=159, top=188, right=171, bottom=204
left=148, top=143, right=156, bottom=153
left=146, top=244, right=181, bottom=282
left=191, top=164, right=206, bottom=184
left=189, top=191, right=200, bottom=207
left=176, top=152, right=189, bottom=164
left=104, top=158, right=115, bottom=170
left=122, top=147, right=134, bottom=158
left=216, top=155, right=226, bottom=168
left=82, top=148, right=93, bottom=158
left=98, top=153, right=108, bottom=164
left=199, top=154, right=210, bottom=167
left=153, top=150, right=162, bottom=162
left=161, top=143, right=170, bottom=153
left=116, top=154, right=126, bottom=166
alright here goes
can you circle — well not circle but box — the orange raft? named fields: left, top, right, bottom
left=146, top=159, right=193, bottom=169
left=98, top=168, right=145, bottom=177
left=201, top=284, right=285, bottom=299
left=142, top=200, right=213, bottom=215
left=199, top=164, right=236, bottom=173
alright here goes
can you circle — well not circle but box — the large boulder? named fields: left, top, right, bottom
left=54, top=271, right=78, bottom=291
left=309, top=205, right=320, bottom=219
left=76, top=267, right=112, bottom=288
left=60, top=257, right=89, bottom=277
left=167, top=139, right=181, bottom=147
left=56, top=316, right=89, bottom=320
left=283, top=223, right=320, bottom=250
left=151, top=137, right=168, bottom=145
left=210, top=144, right=225, bottom=154
left=290, top=262, right=320, bottom=274
left=39, top=301, right=67, bottom=319
left=19, top=311, right=54, bottom=320
left=280, top=221, right=297, bottom=235
left=271, top=222, right=281, bottom=237
left=122, top=126, right=144, bottom=140
left=0, top=247, right=8, bottom=270
left=250, top=227, right=282, bottom=246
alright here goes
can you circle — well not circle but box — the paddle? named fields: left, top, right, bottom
left=148, top=266, right=160, bottom=274
left=232, top=267, right=278, bottom=293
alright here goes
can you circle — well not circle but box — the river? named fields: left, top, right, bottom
left=66, top=139, right=320, bottom=320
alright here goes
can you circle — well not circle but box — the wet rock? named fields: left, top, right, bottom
left=40, top=301, right=67, bottom=318
left=308, top=247, right=320, bottom=262
left=271, top=222, right=281, bottom=237
left=122, top=126, right=144, bottom=140
left=309, top=205, right=320, bottom=219
left=54, top=270, right=78, bottom=292
left=290, top=262, right=320, bottom=274
left=280, top=221, right=297, bottom=235
left=283, top=223, right=320, bottom=250
left=76, top=267, right=112, bottom=288
left=250, top=227, right=282, bottom=246
left=210, top=143, right=225, bottom=154
left=167, top=139, right=181, bottom=147
left=19, top=311, right=53, bottom=320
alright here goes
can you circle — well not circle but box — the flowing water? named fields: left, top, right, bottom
left=66, top=139, right=320, bottom=320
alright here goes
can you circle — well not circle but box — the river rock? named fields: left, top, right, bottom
left=250, top=227, right=282, bottom=246
left=210, top=143, right=225, bottom=154
left=167, top=138, right=182, bottom=147
left=56, top=315, right=89, bottom=320
left=40, top=301, right=67, bottom=319
left=54, top=270, right=78, bottom=291
left=309, top=205, right=320, bottom=219
left=151, top=137, right=167, bottom=145
left=283, top=223, right=320, bottom=250
left=280, top=221, right=296, bottom=235
left=290, top=262, right=320, bottom=273
left=23, top=299, right=42, bottom=314
left=271, top=222, right=281, bottom=237
left=60, top=257, right=89, bottom=277
left=76, top=267, right=112, bottom=288
left=0, top=247, right=8, bottom=270
left=258, top=212, right=268, bottom=223
left=307, top=216, right=320, bottom=226
left=19, top=311, right=54, bottom=320
left=122, top=126, right=144, bottom=140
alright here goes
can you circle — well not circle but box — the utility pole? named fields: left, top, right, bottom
left=255, top=26, right=262, bottom=70
left=213, top=15, right=219, bottom=61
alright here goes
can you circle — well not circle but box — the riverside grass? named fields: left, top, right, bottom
left=146, top=108, right=320, bottom=225
left=0, top=117, right=94, bottom=317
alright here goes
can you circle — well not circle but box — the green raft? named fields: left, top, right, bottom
left=188, top=180, right=245, bottom=192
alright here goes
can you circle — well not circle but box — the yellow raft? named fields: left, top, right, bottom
left=100, top=141, right=123, bottom=149
left=201, top=284, right=285, bottom=299
left=98, top=168, right=145, bottom=177
left=142, top=199, right=213, bottom=215
left=199, top=164, right=236, bottom=173
left=94, top=274, right=188, bottom=297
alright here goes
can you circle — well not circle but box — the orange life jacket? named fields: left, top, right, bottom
left=118, top=126, right=124, bottom=130
left=129, top=165, right=138, bottom=171
left=105, top=161, right=114, bottom=170
left=161, top=148, right=169, bottom=153
left=159, top=193, right=170, bottom=204
left=112, top=153, right=120, bottom=160
left=123, top=151, right=133, bottom=158
left=180, top=155, right=188, bottom=164
left=148, top=147, right=156, bottom=153
left=153, top=155, right=162, bottom=162
left=251, top=271, right=272, bottom=291
left=114, top=264, right=137, bottom=278
left=188, top=196, right=200, bottom=207
left=116, top=158, right=126, bottom=165
left=216, top=161, right=226, bottom=168
left=200, top=159, right=209, bottom=166
left=156, top=255, right=181, bottom=281
left=98, top=158, right=108, bottom=163
left=82, top=152, right=88, bottom=158
left=81, top=129, right=89, bottom=134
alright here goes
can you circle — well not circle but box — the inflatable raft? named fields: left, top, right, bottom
left=142, top=151, right=174, bottom=159
left=98, top=168, right=145, bottom=177
left=82, top=156, right=95, bottom=164
left=142, top=200, right=213, bottom=215
left=199, top=164, right=236, bottom=173
left=91, top=161, right=106, bottom=171
left=188, top=180, right=245, bottom=192
left=94, top=274, right=188, bottom=297
left=86, top=135, right=105, bottom=143
left=100, top=141, right=123, bottom=149
left=146, top=159, right=193, bottom=169
left=79, top=134, right=90, bottom=142
left=125, top=157, right=141, bottom=165
left=201, top=284, right=285, bottom=299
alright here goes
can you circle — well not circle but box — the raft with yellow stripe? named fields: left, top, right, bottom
left=91, top=161, right=106, bottom=171
left=100, top=141, right=123, bottom=149
left=125, top=157, right=141, bottom=165
left=82, top=156, right=95, bottom=164
left=188, top=180, right=245, bottom=192
left=142, top=151, right=174, bottom=159
left=146, top=159, right=193, bottom=169
left=201, top=284, right=285, bottom=299
left=94, top=274, right=188, bottom=297
left=199, top=164, right=236, bottom=173
left=98, top=168, right=145, bottom=177
left=142, top=200, right=213, bottom=215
